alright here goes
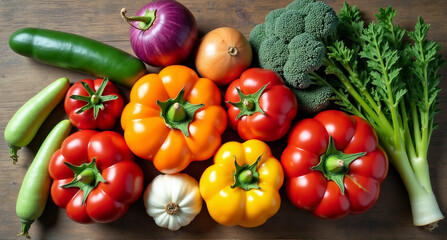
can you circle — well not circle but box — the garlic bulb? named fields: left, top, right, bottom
left=143, top=173, right=202, bottom=230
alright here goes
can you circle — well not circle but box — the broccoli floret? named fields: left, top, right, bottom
left=258, top=37, right=289, bottom=76
left=264, top=8, right=287, bottom=36
left=304, top=1, right=339, bottom=38
left=284, top=33, right=325, bottom=88
left=248, top=23, right=266, bottom=66
left=292, top=84, right=333, bottom=113
left=274, top=10, right=305, bottom=42
left=248, top=0, right=338, bottom=113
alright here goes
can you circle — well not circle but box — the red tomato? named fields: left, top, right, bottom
left=48, top=130, right=143, bottom=223
left=64, top=78, right=124, bottom=130
left=281, top=110, right=388, bottom=219
left=225, top=68, right=298, bottom=141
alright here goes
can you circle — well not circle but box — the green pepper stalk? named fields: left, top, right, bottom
left=157, top=87, right=204, bottom=137
left=231, top=155, right=262, bottom=191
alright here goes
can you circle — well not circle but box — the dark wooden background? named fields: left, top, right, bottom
left=1, top=0, right=446, bottom=239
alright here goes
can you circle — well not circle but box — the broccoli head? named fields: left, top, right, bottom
left=284, top=33, right=324, bottom=89
left=258, top=37, right=289, bottom=76
left=274, top=10, right=305, bottom=42
left=292, top=84, right=333, bottom=113
left=304, top=1, right=340, bottom=38
left=248, top=0, right=338, bottom=113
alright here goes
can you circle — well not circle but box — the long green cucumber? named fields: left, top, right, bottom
left=16, top=119, right=72, bottom=238
left=9, top=27, right=147, bottom=88
left=4, top=77, right=70, bottom=164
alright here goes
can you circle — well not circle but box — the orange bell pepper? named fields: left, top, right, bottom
left=121, top=65, right=227, bottom=173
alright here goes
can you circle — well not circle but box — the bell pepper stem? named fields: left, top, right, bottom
left=167, top=102, right=186, bottom=122
left=231, top=155, right=262, bottom=191
left=157, top=87, right=204, bottom=137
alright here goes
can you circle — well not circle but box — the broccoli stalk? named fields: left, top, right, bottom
left=249, top=0, right=339, bottom=113
left=314, top=3, right=444, bottom=229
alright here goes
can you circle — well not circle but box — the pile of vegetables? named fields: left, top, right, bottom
left=4, top=0, right=445, bottom=238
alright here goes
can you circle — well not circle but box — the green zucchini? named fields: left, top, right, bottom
left=4, top=77, right=69, bottom=164
left=9, top=27, right=147, bottom=88
left=16, top=120, right=72, bottom=238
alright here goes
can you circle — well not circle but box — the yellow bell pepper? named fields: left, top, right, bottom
left=199, top=139, right=284, bottom=227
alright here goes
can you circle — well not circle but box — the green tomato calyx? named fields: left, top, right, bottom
left=312, top=136, right=366, bottom=194
left=121, top=8, right=157, bottom=31
left=227, top=83, right=268, bottom=119
left=231, top=154, right=262, bottom=191
left=69, top=78, right=118, bottom=119
left=157, top=87, right=204, bottom=137
left=61, top=158, right=106, bottom=205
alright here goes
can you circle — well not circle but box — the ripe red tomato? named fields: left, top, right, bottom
left=48, top=130, right=143, bottom=223
left=225, top=68, right=298, bottom=141
left=64, top=78, right=124, bottom=130
left=281, top=110, right=388, bottom=219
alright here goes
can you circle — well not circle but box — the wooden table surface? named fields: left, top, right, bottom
left=1, top=0, right=447, bottom=239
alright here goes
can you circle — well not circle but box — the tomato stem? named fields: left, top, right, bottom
left=243, top=99, right=255, bottom=111
left=69, top=78, right=118, bottom=119
left=90, top=95, right=100, bottom=105
left=61, top=158, right=106, bottom=205
left=325, top=156, right=345, bottom=173
left=227, top=83, right=268, bottom=119
left=312, top=136, right=366, bottom=194
left=76, top=168, right=95, bottom=185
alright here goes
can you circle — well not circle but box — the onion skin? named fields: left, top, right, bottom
left=123, top=0, right=198, bottom=67
left=195, top=27, right=252, bottom=86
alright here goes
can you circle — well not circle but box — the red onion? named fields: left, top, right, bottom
left=121, top=0, right=198, bottom=67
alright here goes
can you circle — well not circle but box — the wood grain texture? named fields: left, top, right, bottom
left=1, top=0, right=446, bottom=239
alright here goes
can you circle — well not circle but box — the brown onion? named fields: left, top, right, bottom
left=195, top=27, right=252, bottom=86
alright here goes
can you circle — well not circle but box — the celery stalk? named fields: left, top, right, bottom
left=315, top=3, right=444, bottom=228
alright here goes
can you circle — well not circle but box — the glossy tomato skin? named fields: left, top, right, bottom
left=64, top=78, right=124, bottom=130
left=225, top=68, right=298, bottom=142
left=48, top=130, right=143, bottom=224
left=281, top=110, right=388, bottom=219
